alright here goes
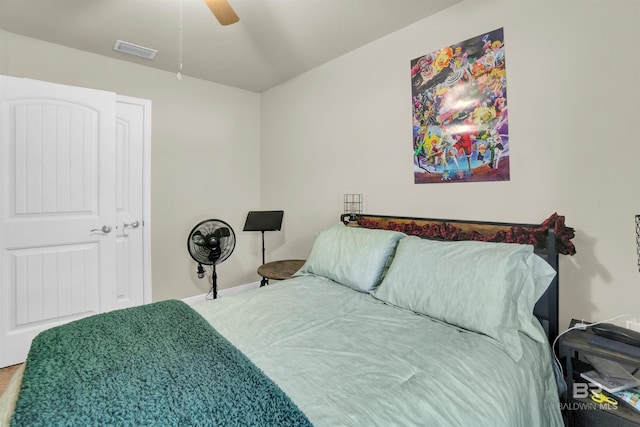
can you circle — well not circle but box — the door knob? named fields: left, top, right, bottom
left=90, top=225, right=112, bottom=233
left=123, top=220, right=140, bottom=229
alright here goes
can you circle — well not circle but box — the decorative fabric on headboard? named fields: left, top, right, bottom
left=354, top=213, right=575, bottom=256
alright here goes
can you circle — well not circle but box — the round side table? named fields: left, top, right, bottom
left=257, top=259, right=305, bottom=286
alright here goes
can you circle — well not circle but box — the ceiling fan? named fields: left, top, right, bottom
left=204, top=0, right=240, bottom=26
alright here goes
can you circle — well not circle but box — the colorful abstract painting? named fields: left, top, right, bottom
left=411, top=28, right=509, bottom=184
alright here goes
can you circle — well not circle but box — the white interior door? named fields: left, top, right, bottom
left=114, top=95, right=151, bottom=310
left=0, top=77, right=150, bottom=367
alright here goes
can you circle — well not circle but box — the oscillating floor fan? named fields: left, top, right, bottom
left=187, top=219, right=236, bottom=299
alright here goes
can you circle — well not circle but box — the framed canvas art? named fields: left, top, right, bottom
left=411, top=28, right=509, bottom=184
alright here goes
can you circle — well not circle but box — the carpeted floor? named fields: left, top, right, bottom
left=0, top=364, right=23, bottom=395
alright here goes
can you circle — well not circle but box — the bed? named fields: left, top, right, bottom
left=1, top=214, right=575, bottom=426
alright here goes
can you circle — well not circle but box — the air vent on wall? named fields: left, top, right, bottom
left=113, top=40, right=158, bottom=60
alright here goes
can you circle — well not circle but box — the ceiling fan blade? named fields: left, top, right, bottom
left=204, top=0, right=239, bottom=26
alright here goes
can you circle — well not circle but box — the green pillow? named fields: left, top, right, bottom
left=374, top=237, right=555, bottom=361
left=295, top=223, right=405, bottom=293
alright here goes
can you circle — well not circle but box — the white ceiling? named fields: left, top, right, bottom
left=0, top=0, right=460, bottom=92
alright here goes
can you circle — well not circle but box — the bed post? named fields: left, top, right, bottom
left=546, top=228, right=560, bottom=345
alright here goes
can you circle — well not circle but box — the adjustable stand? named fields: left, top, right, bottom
left=260, top=230, right=266, bottom=265
left=260, top=230, right=267, bottom=286
left=242, top=210, right=284, bottom=287
left=211, top=264, right=218, bottom=299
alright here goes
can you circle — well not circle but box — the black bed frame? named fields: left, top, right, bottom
left=340, top=214, right=560, bottom=345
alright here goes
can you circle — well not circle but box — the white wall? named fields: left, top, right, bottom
left=260, top=0, right=640, bottom=329
left=0, top=29, right=263, bottom=301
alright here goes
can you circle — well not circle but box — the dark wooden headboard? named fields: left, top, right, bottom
left=340, top=213, right=575, bottom=345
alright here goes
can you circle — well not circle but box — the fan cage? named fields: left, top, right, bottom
left=187, top=219, right=236, bottom=266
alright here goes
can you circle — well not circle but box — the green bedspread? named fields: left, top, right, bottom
left=11, top=300, right=311, bottom=427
